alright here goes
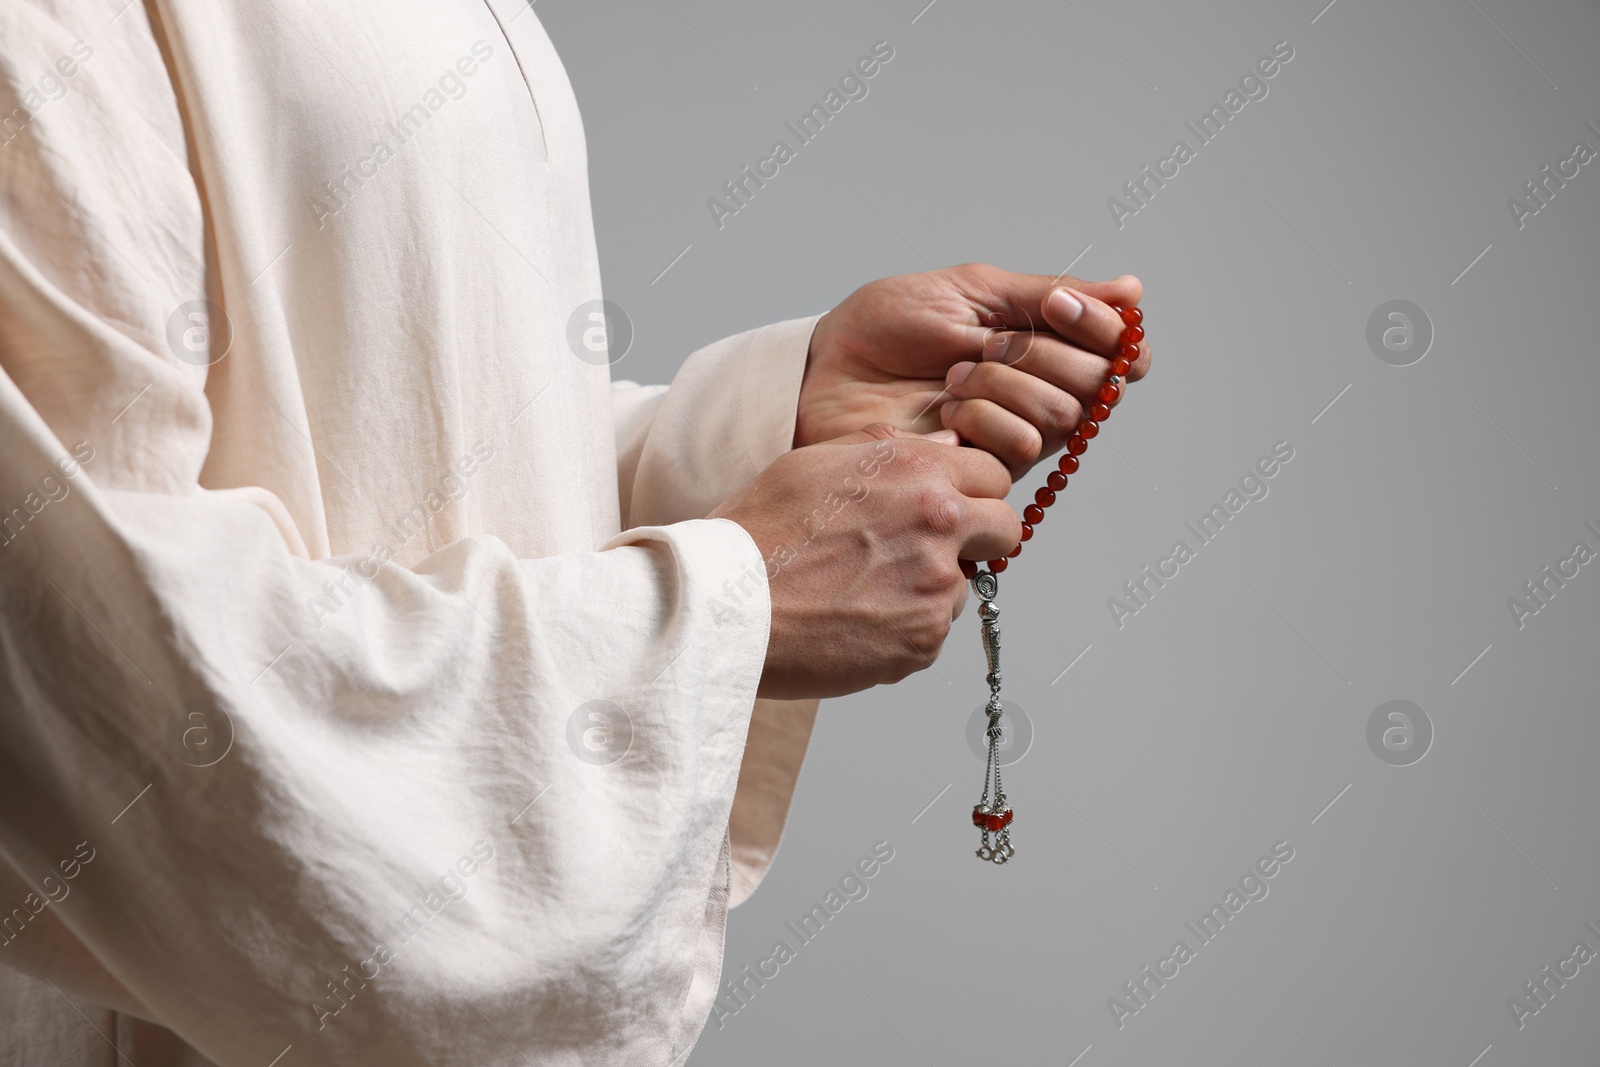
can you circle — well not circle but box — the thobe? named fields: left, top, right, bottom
left=0, top=0, right=820, bottom=1063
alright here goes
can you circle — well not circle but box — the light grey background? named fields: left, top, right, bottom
left=539, top=1, right=1600, bottom=1064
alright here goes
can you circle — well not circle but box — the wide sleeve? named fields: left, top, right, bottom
left=610, top=314, right=820, bottom=529
left=610, top=315, right=824, bottom=906
left=0, top=25, right=773, bottom=1067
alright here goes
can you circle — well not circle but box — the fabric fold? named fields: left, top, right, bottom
left=0, top=1, right=824, bottom=1063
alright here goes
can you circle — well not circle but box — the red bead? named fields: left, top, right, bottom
left=1110, top=357, right=1131, bottom=377
left=1090, top=402, right=1111, bottom=422
left=1006, top=542, right=1022, bottom=558
left=1000, top=807, right=1014, bottom=828
left=1035, top=487, right=1056, bottom=508
left=1119, top=343, right=1140, bottom=362
left=972, top=806, right=988, bottom=828
left=1122, top=325, right=1144, bottom=344
left=1066, top=435, right=1088, bottom=456
left=1078, top=420, right=1099, bottom=439
left=1019, top=523, right=1034, bottom=541
left=1059, top=454, right=1079, bottom=475
left=1120, top=306, right=1143, bottom=326
left=987, top=558, right=1008, bottom=573
left=1047, top=471, right=1068, bottom=491
left=959, top=558, right=977, bottom=580
left=1023, top=504, right=1045, bottom=525
left=1098, top=381, right=1122, bottom=405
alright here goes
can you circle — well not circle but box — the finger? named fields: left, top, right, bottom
left=951, top=339, right=1119, bottom=432
left=920, top=432, right=1014, bottom=500
left=1045, top=275, right=1151, bottom=381
left=944, top=361, right=1087, bottom=467
left=984, top=318, right=1149, bottom=390
left=939, top=396, right=1044, bottom=479
left=1036, top=285, right=1137, bottom=363
left=1061, top=272, right=1142, bottom=310
left=951, top=263, right=1143, bottom=357
left=831, top=425, right=1010, bottom=498
left=942, top=315, right=1026, bottom=373
left=955, top=496, right=1023, bottom=563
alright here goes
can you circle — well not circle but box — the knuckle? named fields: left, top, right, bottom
left=915, top=485, right=964, bottom=538
left=912, top=614, right=952, bottom=661
left=889, top=654, right=924, bottom=685
left=988, top=450, right=1017, bottom=491
left=1008, top=422, right=1044, bottom=469
left=1007, top=329, right=1044, bottom=367
left=1045, top=389, right=1082, bottom=433
left=1011, top=327, right=1049, bottom=364
left=910, top=544, right=958, bottom=592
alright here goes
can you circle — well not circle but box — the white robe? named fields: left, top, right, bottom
left=0, top=1, right=820, bottom=1063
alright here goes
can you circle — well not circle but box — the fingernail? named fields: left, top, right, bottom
left=982, top=330, right=1011, bottom=362
left=923, top=427, right=960, bottom=445
left=948, top=360, right=976, bottom=386
left=1047, top=287, right=1084, bottom=325
left=940, top=400, right=957, bottom=422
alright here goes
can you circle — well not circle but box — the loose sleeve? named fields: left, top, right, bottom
left=610, top=315, right=825, bottom=906
left=0, top=14, right=782, bottom=1067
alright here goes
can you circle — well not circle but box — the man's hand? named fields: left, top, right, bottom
left=709, top=424, right=1019, bottom=700
left=797, top=264, right=1151, bottom=479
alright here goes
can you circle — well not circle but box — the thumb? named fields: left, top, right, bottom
left=1064, top=273, right=1143, bottom=308
left=967, top=270, right=1143, bottom=327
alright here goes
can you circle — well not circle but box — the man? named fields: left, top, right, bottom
left=0, top=2, right=1149, bottom=1063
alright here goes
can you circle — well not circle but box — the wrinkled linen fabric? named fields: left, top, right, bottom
left=0, top=0, right=821, bottom=1063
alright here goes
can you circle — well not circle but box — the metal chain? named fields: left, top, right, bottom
left=973, top=572, right=1013, bottom=864
left=965, top=303, right=1142, bottom=866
